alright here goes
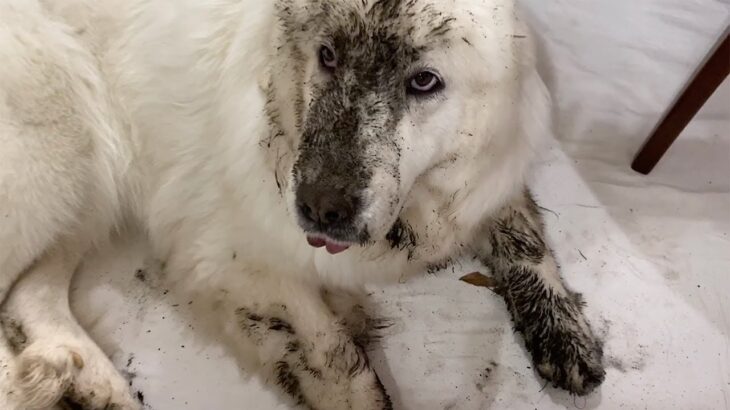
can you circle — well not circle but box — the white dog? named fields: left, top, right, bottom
left=0, top=0, right=605, bottom=408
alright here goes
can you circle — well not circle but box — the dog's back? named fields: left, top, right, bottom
left=0, top=0, right=128, bottom=292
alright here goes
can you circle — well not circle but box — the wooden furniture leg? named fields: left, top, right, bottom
left=632, top=28, right=730, bottom=174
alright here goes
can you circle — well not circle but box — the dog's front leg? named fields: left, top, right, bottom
left=198, top=270, right=392, bottom=410
left=474, top=190, right=605, bottom=395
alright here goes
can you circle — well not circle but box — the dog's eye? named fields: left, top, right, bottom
left=407, top=70, right=443, bottom=95
left=319, top=45, right=337, bottom=71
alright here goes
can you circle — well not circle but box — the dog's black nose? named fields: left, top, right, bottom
left=296, top=183, right=356, bottom=226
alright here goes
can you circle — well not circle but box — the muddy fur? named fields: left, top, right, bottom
left=475, top=190, right=605, bottom=395
left=235, top=306, right=392, bottom=409
left=0, top=316, right=28, bottom=354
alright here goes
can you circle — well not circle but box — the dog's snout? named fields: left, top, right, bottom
left=296, top=183, right=356, bottom=227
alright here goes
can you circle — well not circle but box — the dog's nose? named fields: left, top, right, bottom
left=296, top=183, right=356, bottom=226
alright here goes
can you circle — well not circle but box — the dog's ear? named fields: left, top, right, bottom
left=510, top=15, right=554, bottom=153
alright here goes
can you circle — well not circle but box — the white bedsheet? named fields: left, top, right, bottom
left=71, top=1, right=730, bottom=409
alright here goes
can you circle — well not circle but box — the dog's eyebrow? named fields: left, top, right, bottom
left=426, top=15, right=456, bottom=39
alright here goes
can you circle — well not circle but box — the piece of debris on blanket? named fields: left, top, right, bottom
left=459, top=272, right=502, bottom=295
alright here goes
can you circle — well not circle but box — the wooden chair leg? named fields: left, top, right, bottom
left=632, top=28, right=730, bottom=174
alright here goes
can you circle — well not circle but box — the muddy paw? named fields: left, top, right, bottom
left=531, top=330, right=605, bottom=396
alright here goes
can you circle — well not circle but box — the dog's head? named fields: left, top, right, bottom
left=267, top=0, right=539, bottom=254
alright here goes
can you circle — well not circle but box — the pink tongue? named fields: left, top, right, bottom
left=307, top=235, right=350, bottom=254
left=325, top=242, right=350, bottom=254
left=307, top=236, right=326, bottom=248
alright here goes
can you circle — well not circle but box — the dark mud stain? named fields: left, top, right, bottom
left=0, top=315, right=28, bottom=353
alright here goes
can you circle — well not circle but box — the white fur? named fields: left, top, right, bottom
left=0, top=0, right=550, bottom=408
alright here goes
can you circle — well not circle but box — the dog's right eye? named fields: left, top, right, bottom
left=407, top=70, right=444, bottom=95
left=319, top=45, right=337, bottom=71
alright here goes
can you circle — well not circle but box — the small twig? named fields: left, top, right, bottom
left=578, top=250, right=587, bottom=261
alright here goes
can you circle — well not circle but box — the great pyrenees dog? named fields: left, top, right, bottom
left=0, top=0, right=605, bottom=408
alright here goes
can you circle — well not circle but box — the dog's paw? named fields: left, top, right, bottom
left=348, top=367, right=392, bottom=410
left=15, top=344, right=78, bottom=409
left=15, top=343, right=140, bottom=410
left=273, top=333, right=392, bottom=410
left=315, top=334, right=393, bottom=410
left=531, top=327, right=605, bottom=396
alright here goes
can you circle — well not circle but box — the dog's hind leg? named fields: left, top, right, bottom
left=474, top=189, right=605, bottom=396
left=1, top=240, right=140, bottom=410
left=0, top=0, right=127, bottom=303
left=0, top=6, right=136, bottom=408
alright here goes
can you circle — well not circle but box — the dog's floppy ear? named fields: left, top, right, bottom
left=517, top=65, right=553, bottom=154
left=510, top=10, right=554, bottom=153
left=515, top=24, right=553, bottom=154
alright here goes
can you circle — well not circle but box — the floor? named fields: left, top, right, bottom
left=71, top=1, right=730, bottom=409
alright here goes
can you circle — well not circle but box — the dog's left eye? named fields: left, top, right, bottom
left=407, top=70, right=443, bottom=95
left=319, top=45, right=337, bottom=71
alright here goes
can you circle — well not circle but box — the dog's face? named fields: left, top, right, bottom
left=269, top=0, right=524, bottom=253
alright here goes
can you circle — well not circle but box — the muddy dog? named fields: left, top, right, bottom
left=0, top=0, right=604, bottom=408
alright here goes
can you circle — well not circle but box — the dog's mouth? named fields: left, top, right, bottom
left=306, top=233, right=354, bottom=254
left=304, top=217, right=405, bottom=255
